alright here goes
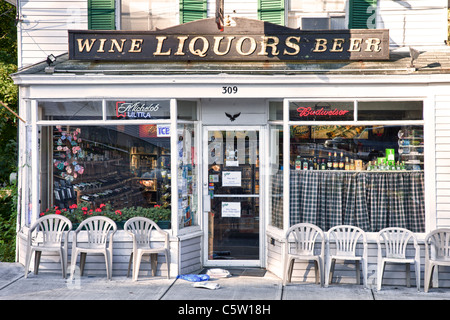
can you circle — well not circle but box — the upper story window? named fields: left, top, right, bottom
left=88, top=0, right=207, bottom=30
left=287, top=0, right=377, bottom=30
left=121, top=0, right=179, bottom=30
left=87, top=0, right=377, bottom=31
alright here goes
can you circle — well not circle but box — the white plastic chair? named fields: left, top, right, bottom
left=376, top=227, right=420, bottom=291
left=326, top=225, right=368, bottom=288
left=424, top=228, right=450, bottom=292
left=283, top=223, right=325, bottom=286
left=124, top=217, right=170, bottom=281
left=23, top=214, right=72, bottom=278
left=70, top=216, right=117, bottom=280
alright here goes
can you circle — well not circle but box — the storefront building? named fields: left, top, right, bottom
left=12, top=0, right=450, bottom=286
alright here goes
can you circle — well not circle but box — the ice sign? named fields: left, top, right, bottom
left=157, top=125, right=170, bottom=137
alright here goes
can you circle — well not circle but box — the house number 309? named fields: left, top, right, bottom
left=222, top=86, right=238, bottom=94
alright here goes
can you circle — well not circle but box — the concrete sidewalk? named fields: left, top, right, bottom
left=1, top=262, right=450, bottom=300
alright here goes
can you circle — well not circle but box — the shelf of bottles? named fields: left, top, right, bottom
left=293, top=150, right=412, bottom=173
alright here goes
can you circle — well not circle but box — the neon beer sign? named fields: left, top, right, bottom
left=297, top=106, right=350, bottom=117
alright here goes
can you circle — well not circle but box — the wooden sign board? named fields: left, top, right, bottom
left=68, top=17, right=389, bottom=62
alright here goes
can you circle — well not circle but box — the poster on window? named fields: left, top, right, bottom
left=222, top=202, right=241, bottom=218
left=222, top=171, right=241, bottom=187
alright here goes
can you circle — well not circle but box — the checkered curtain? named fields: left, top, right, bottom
left=286, top=171, right=425, bottom=232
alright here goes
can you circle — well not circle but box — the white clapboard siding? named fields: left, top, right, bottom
left=179, top=235, right=203, bottom=274
left=435, top=95, right=450, bottom=229
left=378, top=0, right=447, bottom=47
left=19, top=0, right=88, bottom=67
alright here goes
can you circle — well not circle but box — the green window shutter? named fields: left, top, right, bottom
left=88, top=0, right=115, bottom=30
left=349, top=0, right=377, bottom=29
left=180, top=0, right=207, bottom=24
left=258, top=0, right=285, bottom=26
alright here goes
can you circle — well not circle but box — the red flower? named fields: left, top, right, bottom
left=95, top=208, right=102, bottom=212
left=154, top=205, right=161, bottom=208
left=115, top=210, right=122, bottom=215
left=40, top=212, right=44, bottom=216
left=55, top=210, right=62, bottom=215
left=99, top=203, right=106, bottom=208
left=69, top=204, right=78, bottom=209
left=82, top=207, right=88, bottom=211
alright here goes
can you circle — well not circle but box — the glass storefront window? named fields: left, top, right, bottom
left=177, top=100, right=198, bottom=120
left=289, top=101, right=354, bottom=121
left=106, top=100, right=171, bottom=120
left=358, top=101, right=423, bottom=120
left=289, top=123, right=425, bottom=232
left=38, top=101, right=103, bottom=120
left=177, top=123, right=198, bottom=228
left=269, top=125, right=283, bottom=229
left=269, top=101, right=283, bottom=121
left=40, top=125, right=171, bottom=227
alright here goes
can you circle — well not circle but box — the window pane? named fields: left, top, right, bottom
left=269, top=101, right=283, bottom=121
left=40, top=125, right=171, bottom=228
left=358, top=101, right=423, bottom=120
left=177, top=100, right=197, bottom=120
left=38, top=101, right=102, bottom=120
left=106, top=100, right=171, bottom=120
left=177, top=123, right=198, bottom=228
left=289, top=101, right=354, bottom=121
left=269, top=125, right=283, bottom=229
left=121, top=0, right=178, bottom=30
left=289, top=124, right=425, bottom=232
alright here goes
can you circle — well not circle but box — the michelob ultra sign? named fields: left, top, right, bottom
left=68, top=18, right=389, bottom=62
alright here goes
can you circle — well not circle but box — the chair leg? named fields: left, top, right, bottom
left=79, top=252, right=87, bottom=276
left=355, top=260, right=361, bottom=285
left=70, top=249, right=78, bottom=280
left=34, top=251, right=41, bottom=275
left=424, top=264, right=434, bottom=293
left=59, top=248, right=66, bottom=279
left=127, top=252, right=133, bottom=278
left=133, top=252, right=143, bottom=281
left=377, top=261, right=385, bottom=291
left=165, top=250, right=170, bottom=279
left=414, top=262, right=420, bottom=291
left=406, top=263, right=411, bottom=288
left=24, top=247, right=32, bottom=278
left=104, top=252, right=111, bottom=280
left=328, top=259, right=336, bottom=285
left=150, top=253, right=158, bottom=277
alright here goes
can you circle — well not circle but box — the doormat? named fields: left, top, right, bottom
left=200, top=268, right=266, bottom=277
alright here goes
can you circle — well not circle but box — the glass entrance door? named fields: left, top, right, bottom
left=203, top=127, right=261, bottom=266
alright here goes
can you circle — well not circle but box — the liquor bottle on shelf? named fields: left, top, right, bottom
left=339, top=152, right=345, bottom=170
left=313, top=155, right=318, bottom=170
left=327, top=152, right=333, bottom=170
left=295, top=156, right=301, bottom=171
left=345, top=156, right=350, bottom=170
left=320, top=158, right=326, bottom=170
left=333, top=152, right=339, bottom=170
left=302, top=158, right=309, bottom=170
left=350, top=159, right=355, bottom=171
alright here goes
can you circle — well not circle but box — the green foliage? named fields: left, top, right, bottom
left=0, top=2, right=18, bottom=261
left=0, top=181, right=17, bottom=262
left=40, top=203, right=171, bottom=225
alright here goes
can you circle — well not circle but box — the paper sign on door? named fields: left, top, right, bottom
left=222, top=171, right=241, bottom=187
left=222, top=202, right=241, bottom=218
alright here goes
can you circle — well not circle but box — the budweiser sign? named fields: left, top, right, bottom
left=297, top=107, right=350, bottom=117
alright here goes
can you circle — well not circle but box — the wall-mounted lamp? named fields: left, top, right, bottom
left=45, top=54, right=56, bottom=74
left=46, top=54, right=56, bottom=66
